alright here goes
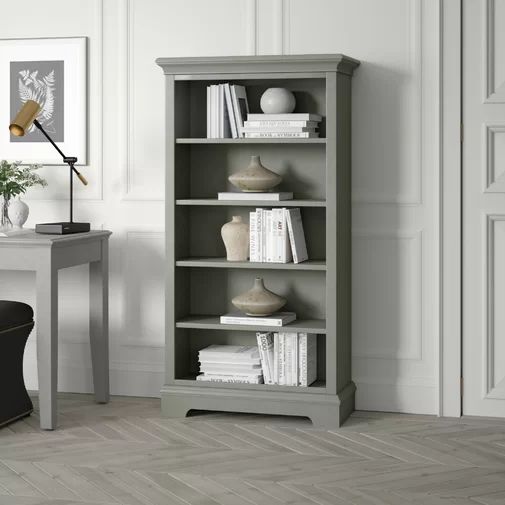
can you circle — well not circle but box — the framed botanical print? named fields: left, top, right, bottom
left=0, top=37, right=86, bottom=165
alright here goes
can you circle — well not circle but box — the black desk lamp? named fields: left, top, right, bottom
left=9, top=99, right=90, bottom=234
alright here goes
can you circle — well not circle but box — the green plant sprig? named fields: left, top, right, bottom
left=0, top=160, right=47, bottom=200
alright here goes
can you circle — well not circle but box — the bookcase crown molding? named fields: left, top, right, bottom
left=156, top=53, right=360, bottom=76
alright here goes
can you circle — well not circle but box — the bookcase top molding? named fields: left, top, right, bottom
left=155, top=53, right=360, bottom=77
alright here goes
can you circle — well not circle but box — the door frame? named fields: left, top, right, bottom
left=439, top=0, right=462, bottom=417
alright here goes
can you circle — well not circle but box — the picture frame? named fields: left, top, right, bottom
left=0, top=37, right=86, bottom=165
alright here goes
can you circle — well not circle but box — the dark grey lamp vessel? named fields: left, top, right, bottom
left=157, top=54, right=359, bottom=429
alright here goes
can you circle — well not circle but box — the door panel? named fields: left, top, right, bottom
left=463, top=0, right=505, bottom=416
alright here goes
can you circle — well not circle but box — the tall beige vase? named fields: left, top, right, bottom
left=221, top=215, right=249, bottom=261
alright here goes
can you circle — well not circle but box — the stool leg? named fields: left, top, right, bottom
left=36, top=264, right=58, bottom=430
left=90, top=238, right=109, bottom=404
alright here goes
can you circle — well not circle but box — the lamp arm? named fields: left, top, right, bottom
left=33, top=119, right=87, bottom=185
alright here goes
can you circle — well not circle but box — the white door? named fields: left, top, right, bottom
left=463, top=0, right=505, bottom=416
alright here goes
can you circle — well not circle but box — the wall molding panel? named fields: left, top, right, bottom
left=483, top=123, right=505, bottom=192
left=483, top=0, right=505, bottom=103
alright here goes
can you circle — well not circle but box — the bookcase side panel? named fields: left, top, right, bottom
left=335, top=72, right=353, bottom=396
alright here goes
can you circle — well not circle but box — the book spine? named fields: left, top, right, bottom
left=197, top=375, right=264, bottom=384
left=244, top=132, right=318, bottom=138
left=261, top=209, right=267, bottom=262
left=256, top=332, right=272, bottom=384
left=266, top=210, right=274, bottom=263
left=285, top=209, right=298, bottom=263
left=245, top=120, right=318, bottom=128
left=278, top=333, right=285, bottom=385
left=220, top=316, right=283, bottom=326
left=256, top=208, right=263, bottom=262
left=282, top=208, right=292, bottom=263
left=242, top=127, right=317, bottom=133
left=299, top=333, right=307, bottom=386
left=273, top=332, right=279, bottom=385
left=249, top=211, right=257, bottom=262
left=224, top=83, right=238, bottom=138
left=285, top=334, right=292, bottom=386
left=206, top=86, right=210, bottom=138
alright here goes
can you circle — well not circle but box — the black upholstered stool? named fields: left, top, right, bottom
left=0, top=301, right=34, bottom=427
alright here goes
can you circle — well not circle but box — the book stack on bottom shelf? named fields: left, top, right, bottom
left=197, top=345, right=263, bottom=384
left=257, top=332, right=317, bottom=386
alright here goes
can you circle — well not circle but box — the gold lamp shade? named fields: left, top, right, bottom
left=9, top=100, right=41, bottom=136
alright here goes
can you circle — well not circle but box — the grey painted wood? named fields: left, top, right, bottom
left=176, top=199, right=326, bottom=207
left=175, top=258, right=326, bottom=270
left=0, top=230, right=112, bottom=429
left=158, top=54, right=360, bottom=429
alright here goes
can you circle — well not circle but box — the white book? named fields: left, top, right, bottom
left=284, top=333, right=292, bottom=386
left=256, top=332, right=274, bottom=384
left=244, top=132, right=319, bottom=138
left=212, top=85, right=219, bottom=138
left=272, top=208, right=283, bottom=263
left=249, top=211, right=257, bottom=262
left=245, top=120, right=319, bottom=128
left=224, top=83, right=238, bottom=138
left=199, top=345, right=259, bottom=361
left=218, top=84, right=223, bottom=137
left=242, top=126, right=317, bottom=133
left=273, top=332, right=279, bottom=385
left=197, top=374, right=264, bottom=384
left=206, top=86, right=211, bottom=138
left=282, top=208, right=293, bottom=263
left=298, top=333, right=317, bottom=387
left=198, top=357, right=260, bottom=365
left=247, top=113, right=323, bottom=122
left=220, top=84, right=232, bottom=138
left=230, top=85, right=249, bottom=137
left=278, top=333, right=285, bottom=386
left=220, top=312, right=297, bottom=327
left=291, top=333, right=299, bottom=386
left=286, top=208, right=308, bottom=263
left=256, top=208, right=263, bottom=263
left=199, top=363, right=262, bottom=374
left=218, top=192, right=293, bottom=201
left=261, top=209, right=267, bottom=262
left=265, top=210, right=273, bottom=262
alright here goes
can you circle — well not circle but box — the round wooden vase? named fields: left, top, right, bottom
left=228, top=155, right=282, bottom=192
left=221, top=215, right=249, bottom=261
left=232, top=277, right=286, bottom=316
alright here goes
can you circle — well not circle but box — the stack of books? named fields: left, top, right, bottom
left=257, top=332, right=317, bottom=386
left=197, top=345, right=263, bottom=384
left=242, top=113, right=322, bottom=139
left=206, top=83, right=249, bottom=138
left=250, top=207, right=308, bottom=263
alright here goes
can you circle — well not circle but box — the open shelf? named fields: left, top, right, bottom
left=174, top=376, right=327, bottom=394
left=176, top=138, right=327, bottom=144
left=176, top=199, right=326, bottom=207
left=175, top=257, right=326, bottom=270
left=175, top=315, right=327, bottom=334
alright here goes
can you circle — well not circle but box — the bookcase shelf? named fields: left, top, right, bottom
left=176, top=138, right=327, bottom=144
left=175, top=315, right=327, bottom=334
left=175, top=257, right=327, bottom=270
left=176, top=199, right=326, bottom=207
left=158, top=54, right=359, bottom=429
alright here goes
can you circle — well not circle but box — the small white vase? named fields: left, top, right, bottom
left=260, top=88, right=296, bottom=114
left=221, top=216, right=249, bottom=261
left=8, top=198, right=29, bottom=229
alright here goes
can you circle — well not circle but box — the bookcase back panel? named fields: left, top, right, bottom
left=173, top=329, right=326, bottom=384
left=185, top=144, right=326, bottom=200
left=174, top=78, right=326, bottom=139
left=178, top=206, right=325, bottom=260
left=187, top=268, right=326, bottom=320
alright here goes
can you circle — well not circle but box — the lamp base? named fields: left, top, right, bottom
left=35, top=222, right=91, bottom=235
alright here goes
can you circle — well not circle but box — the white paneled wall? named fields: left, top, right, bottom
left=1, top=0, right=439, bottom=414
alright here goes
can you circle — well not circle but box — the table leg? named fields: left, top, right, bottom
left=89, top=238, right=109, bottom=403
left=36, top=264, right=58, bottom=430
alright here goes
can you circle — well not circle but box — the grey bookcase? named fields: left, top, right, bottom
left=156, top=54, right=360, bottom=429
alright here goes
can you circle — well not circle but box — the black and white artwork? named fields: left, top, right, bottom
left=0, top=37, right=86, bottom=164
left=10, top=60, right=64, bottom=142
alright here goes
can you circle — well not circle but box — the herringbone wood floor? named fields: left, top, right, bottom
left=0, top=395, right=504, bottom=504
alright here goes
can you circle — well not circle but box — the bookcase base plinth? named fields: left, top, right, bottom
left=160, top=381, right=356, bottom=430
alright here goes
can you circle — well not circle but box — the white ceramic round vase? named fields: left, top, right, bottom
left=221, top=215, right=249, bottom=261
left=260, top=88, right=296, bottom=114
left=8, top=198, right=29, bottom=228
